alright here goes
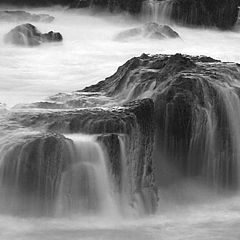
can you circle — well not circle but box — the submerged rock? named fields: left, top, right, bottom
left=115, top=22, right=180, bottom=41
left=4, top=23, right=63, bottom=46
left=0, top=10, right=54, bottom=23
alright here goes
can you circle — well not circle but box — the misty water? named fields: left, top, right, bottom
left=0, top=6, right=240, bottom=240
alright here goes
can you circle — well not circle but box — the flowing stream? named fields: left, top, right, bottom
left=0, top=4, right=240, bottom=240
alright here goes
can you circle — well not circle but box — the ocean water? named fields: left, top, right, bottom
left=0, top=6, right=240, bottom=240
left=0, top=7, right=239, bottom=107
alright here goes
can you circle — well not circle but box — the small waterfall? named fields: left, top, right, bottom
left=0, top=133, right=118, bottom=217
left=117, top=135, right=156, bottom=215
left=188, top=83, right=240, bottom=189
left=0, top=133, right=71, bottom=216
left=56, top=134, right=118, bottom=216
left=117, top=135, right=130, bottom=214
left=142, top=0, right=173, bottom=24
left=158, top=72, right=240, bottom=190
left=0, top=130, right=155, bottom=217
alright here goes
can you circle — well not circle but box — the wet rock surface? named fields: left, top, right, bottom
left=2, top=53, right=240, bottom=216
left=82, top=53, right=240, bottom=189
left=4, top=23, right=63, bottom=46
left=8, top=98, right=157, bottom=214
left=115, top=22, right=180, bottom=41
left=0, top=0, right=144, bottom=14
left=0, top=132, right=72, bottom=216
left=170, top=0, right=239, bottom=29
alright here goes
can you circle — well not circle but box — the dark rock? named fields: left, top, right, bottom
left=4, top=52, right=240, bottom=215
left=4, top=23, right=63, bottom=46
left=0, top=133, right=72, bottom=216
left=115, top=22, right=180, bottom=41
left=89, top=0, right=144, bottom=14
left=42, top=31, right=63, bottom=42
left=170, top=0, right=239, bottom=29
left=69, top=0, right=91, bottom=8
left=9, top=98, right=157, bottom=214
left=0, top=10, right=54, bottom=23
left=0, top=0, right=144, bottom=14
left=82, top=53, right=240, bottom=189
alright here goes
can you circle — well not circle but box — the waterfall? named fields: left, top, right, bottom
left=56, top=134, right=118, bottom=216
left=157, top=72, right=240, bottom=190
left=117, top=135, right=131, bottom=214
left=0, top=128, right=155, bottom=217
left=188, top=83, right=240, bottom=189
left=0, top=133, right=118, bottom=217
left=0, top=132, right=71, bottom=216
left=142, top=0, right=173, bottom=24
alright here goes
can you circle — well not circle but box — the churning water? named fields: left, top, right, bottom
left=0, top=4, right=240, bottom=240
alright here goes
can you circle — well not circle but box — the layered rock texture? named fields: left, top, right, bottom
left=4, top=23, right=63, bottom=46
left=5, top=98, right=157, bottom=215
left=82, top=53, right=240, bottom=189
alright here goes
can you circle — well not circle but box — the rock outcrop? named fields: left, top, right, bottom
left=8, top=98, right=157, bottom=215
left=0, top=0, right=144, bottom=14
left=0, top=10, right=54, bottom=23
left=82, top=53, right=240, bottom=189
left=115, top=22, right=180, bottom=41
left=170, top=0, right=239, bottom=29
left=0, top=0, right=238, bottom=29
left=2, top=53, right=240, bottom=217
left=4, top=23, right=63, bottom=46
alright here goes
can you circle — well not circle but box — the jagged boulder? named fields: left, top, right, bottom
left=0, top=10, right=54, bottom=23
left=115, top=22, right=180, bottom=41
left=4, top=23, right=63, bottom=46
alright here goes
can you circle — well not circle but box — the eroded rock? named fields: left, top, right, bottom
left=115, top=22, right=180, bottom=41
left=82, top=53, right=240, bottom=189
left=4, top=23, right=63, bottom=46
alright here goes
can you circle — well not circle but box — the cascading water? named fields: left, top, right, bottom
left=0, top=5, right=239, bottom=240
left=0, top=126, right=153, bottom=218
left=117, top=135, right=131, bottom=214
left=142, top=0, right=173, bottom=24
left=189, top=82, right=240, bottom=189
left=56, top=134, right=118, bottom=217
left=0, top=132, right=72, bottom=216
